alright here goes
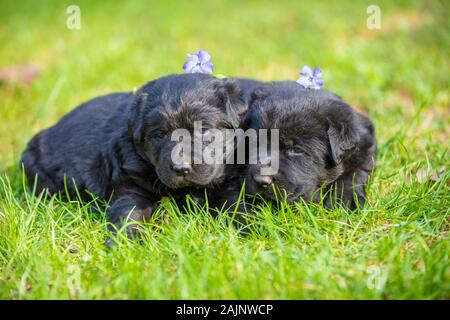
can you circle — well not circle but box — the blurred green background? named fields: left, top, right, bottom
left=0, top=0, right=448, bottom=299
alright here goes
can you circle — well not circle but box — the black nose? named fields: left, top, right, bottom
left=172, top=163, right=192, bottom=177
left=253, top=174, right=273, bottom=188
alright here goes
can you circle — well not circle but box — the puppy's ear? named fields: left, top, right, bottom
left=327, top=101, right=360, bottom=164
left=127, top=91, right=149, bottom=146
left=249, top=86, right=269, bottom=106
left=215, top=79, right=247, bottom=128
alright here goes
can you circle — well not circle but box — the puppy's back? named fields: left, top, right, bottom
left=21, top=92, right=133, bottom=199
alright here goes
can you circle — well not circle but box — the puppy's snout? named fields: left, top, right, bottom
left=252, top=174, right=273, bottom=188
left=172, top=163, right=192, bottom=177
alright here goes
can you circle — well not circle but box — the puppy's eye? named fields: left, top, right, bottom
left=287, top=146, right=304, bottom=155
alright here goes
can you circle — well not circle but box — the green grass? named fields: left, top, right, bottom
left=0, top=0, right=449, bottom=299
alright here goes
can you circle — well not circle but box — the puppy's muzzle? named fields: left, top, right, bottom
left=171, top=162, right=192, bottom=177
left=252, top=174, right=273, bottom=189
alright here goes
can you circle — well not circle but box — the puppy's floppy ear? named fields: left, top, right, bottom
left=249, top=86, right=269, bottom=106
left=327, top=101, right=361, bottom=164
left=214, top=78, right=247, bottom=128
left=127, top=91, right=149, bottom=146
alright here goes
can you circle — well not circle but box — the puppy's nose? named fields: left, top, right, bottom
left=252, top=174, right=273, bottom=188
left=172, top=163, right=192, bottom=177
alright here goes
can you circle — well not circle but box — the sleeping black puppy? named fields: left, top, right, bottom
left=234, top=80, right=377, bottom=211
left=21, top=73, right=246, bottom=236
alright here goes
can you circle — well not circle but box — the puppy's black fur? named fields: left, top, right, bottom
left=21, top=74, right=246, bottom=235
left=236, top=80, right=377, bottom=210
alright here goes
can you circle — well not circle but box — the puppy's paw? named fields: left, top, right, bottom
left=348, top=191, right=366, bottom=211
left=323, top=189, right=366, bottom=211
left=230, top=211, right=258, bottom=237
left=104, top=237, right=117, bottom=249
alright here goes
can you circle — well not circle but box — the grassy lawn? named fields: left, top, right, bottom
left=0, top=0, right=448, bottom=299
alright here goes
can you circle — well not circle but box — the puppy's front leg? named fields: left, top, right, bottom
left=106, top=193, right=156, bottom=241
left=216, top=185, right=256, bottom=234
left=324, top=168, right=369, bottom=210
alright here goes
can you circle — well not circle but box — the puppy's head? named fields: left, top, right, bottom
left=128, top=73, right=246, bottom=189
left=242, top=81, right=375, bottom=203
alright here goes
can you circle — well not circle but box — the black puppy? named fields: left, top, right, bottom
left=236, top=81, right=377, bottom=210
left=21, top=74, right=246, bottom=235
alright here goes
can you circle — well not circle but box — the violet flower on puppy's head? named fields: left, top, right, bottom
left=182, top=50, right=214, bottom=74
left=296, top=65, right=324, bottom=90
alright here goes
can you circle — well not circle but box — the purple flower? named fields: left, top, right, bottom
left=182, top=50, right=214, bottom=74
left=296, top=65, right=324, bottom=89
